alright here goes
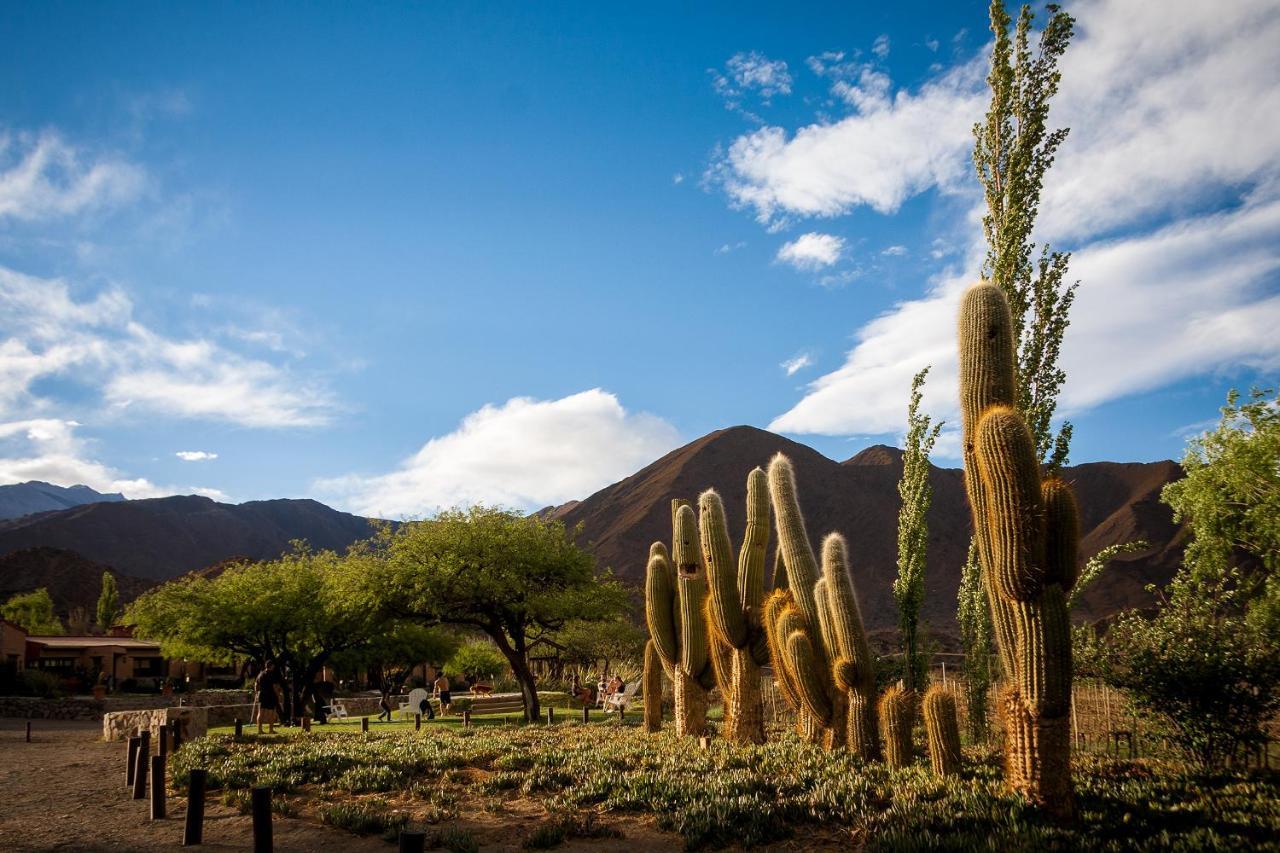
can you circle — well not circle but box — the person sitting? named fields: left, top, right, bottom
left=570, top=673, right=594, bottom=705
left=604, top=674, right=623, bottom=702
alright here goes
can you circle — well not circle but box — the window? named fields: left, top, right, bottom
left=132, top=657, right=164, bottom=677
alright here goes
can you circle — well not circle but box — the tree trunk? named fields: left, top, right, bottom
left=490, top=629, right=539, bottom=721
left=724, top=648, right=764, bottom=744
left=674, top=666, right=706, bottom=737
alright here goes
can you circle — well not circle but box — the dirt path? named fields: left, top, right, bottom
left=0, top=718, right=390, bottom=852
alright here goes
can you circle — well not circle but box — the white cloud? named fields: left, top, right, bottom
left=715, top=241, right=747, bottom=255
left=776, top=232, right=845, bottom=270
left=872, top=35, right=891, bottom=59
left=175, top=451, right=218, bottom=462
left=781, top=353, right=814, bottom=376
left=0, top=131, right=146, bottom=221
left=672, top=173, right=685, bottom=185
left=0, top=419, right=227, bottom=500
left=761, top=0, right=1280, bottom=441
left=0, top=267, right=338, bottom=428
left=881, top=245, right=908, bottom=257
left=317, top=389, right=680, bottom=517
left=711, top=52, right=793, bottom=118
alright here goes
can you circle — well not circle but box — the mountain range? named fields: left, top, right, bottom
left=0, top=427, right=1186, bottom=636
left=0, top=481, right=124, bottom=521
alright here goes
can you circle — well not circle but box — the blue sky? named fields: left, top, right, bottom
left=0, top=0, right=1277, bottom=516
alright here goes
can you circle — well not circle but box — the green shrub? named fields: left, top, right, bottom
left=318, top=799, right=407, bottom=836
left=19, top=669, right=65, bottom=698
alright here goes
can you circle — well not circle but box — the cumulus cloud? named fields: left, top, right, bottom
left=711, top=52, right=793, bottom=119
left=316, top=389, right=681, bottom=517
left=781, top=353, right=814, bottom=376
left=0, top=131, right=145, bottom=221
left=175, top=450, right=218, bottom=462
left=761, top=0, right=1280, bottom=442
left=0, top=419, right=227, bottom=500
left=0, top=267, right=337, bottom=428
left=776, top=232, right=845, bottom=270
left=881, top=245, right=909, bottom=257
left=872, top=35, right=891, bottom=59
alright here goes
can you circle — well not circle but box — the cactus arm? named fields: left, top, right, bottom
left=739, top=467, right=770, bottom=616
left=767, top=454, right=823, bottom=630
left=783, top=631, right=834, bottom=726
left=642, top=640, right=663, bottom=733
left=813, top=579, right=837, bottom=663
left=673, top=504, right=708, bottom=678
left=1042, top=477, right=1080, bottom=590
left=700, top=489, right=748, bottom=649
left=975, top=406, right=1047, bottom=602
left=771, top=547, right=788, bottom=591
left=764, top=590, right=803, bottom=709
left=645, top=548, right=679, bottom=668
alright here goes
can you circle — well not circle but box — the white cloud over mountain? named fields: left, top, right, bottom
left=317, top=389, right=680, bottom=517
left=776, top=232, right=845, bottom=270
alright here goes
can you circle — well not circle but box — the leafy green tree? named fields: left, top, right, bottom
left=1066, top=540, right=1149, bottom=611
left=2, top=588, right=64, bottom=635
left=553, top=617, right=646, bottom=676
left=893, top=367, right=941, bottom=693
left=96, top=572, right=120, bottom=632
left=447, top=639, right=508, bottom=681
left=962, top=0, right=1076, bottom=740
left=334, top=622, right=458, bottom=692
left=956, top=543, right=992, bottom=742
left=128, top=546, right=396, bottom=722
left=361, top=507, right=628, bottom=720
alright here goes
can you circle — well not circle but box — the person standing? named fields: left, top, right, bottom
left=255, top=660, right=284, bottom=734
left=433, top=672, right=452, bottom=716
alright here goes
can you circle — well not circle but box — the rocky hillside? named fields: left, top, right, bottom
left=0, top=547, right=153, bottom=616
left=548, top=426, right=1185, bottom=637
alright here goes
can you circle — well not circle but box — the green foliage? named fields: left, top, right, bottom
left=169, top=724, right=1280, bottom=850
left=318, top=799, right=408, bottom=836
left=448, top=639, right=509, bottom=679
left=18, top=669, right=65, bottom=698
left=956, top=542, right=992, bottom=743
left=1081, top=567, right=1280, bottom=773
left=552, top=618, right=645, bottom=671
left=361, top=506, right=627, bottom=721
left=333, top=621, right=459, bottom=688
left=1067, top=541, right=1149, bottom=611
left=973, top=0, right=1077, bottom=470
left=1162, top=387, right=1280, bottom=579
left=96, top=572, right=119, bottom=631
left=1, top=587, right=63, bottom=635
left=894, top=367, right=941, bottom=692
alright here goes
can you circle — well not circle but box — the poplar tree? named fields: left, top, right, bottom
left=894, top=367, right=942, bottom=693
left=959, top=0, right=1075, bottom=739
left=96, top=572, right=120, bottom=632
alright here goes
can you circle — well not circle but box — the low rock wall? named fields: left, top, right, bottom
left=103, top=706, right=208, bottom=742
left=0, top=695, right=104, bottom=720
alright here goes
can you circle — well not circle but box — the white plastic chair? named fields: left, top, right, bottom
left=324, top=700, right=348, bottom=720
left=605, top=681, right=640, bottom=715
left=399, top=688, right=431, bottom=719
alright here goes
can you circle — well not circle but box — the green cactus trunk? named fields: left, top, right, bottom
left=642, top=640, right=663, bottom=733
left=879, top=685, right=915, bottom=769
left=726, top=647, right=765, bottom=744
left=959, top=282, right=1076, bottom=817
left=923, top=685, right=962, bottom=776
left=673, top=666, right=706, bottom=737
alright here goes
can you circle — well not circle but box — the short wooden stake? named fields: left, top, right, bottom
left=182, top=768, right=206, bottom=846
left=158, top=725, right=169, bottom=757
left=170, top=719, right=183, bottom=752
left=149, top=754, right=166, bottom=820
left=234, top=718, right=243, bottom=738
left=699, top=735, right=712, bottom=750
left=132, top=730, right=151, bottom=799
left=414, top=713, right=421, bottom=731
left=546, top=707, right=555, bottom=724
left=462, top=710, right=471, bottom=728
left=25, top=721, right=31, bottom=742
left=301, top=716, right=311, bottom=732
left=581, top=707, right=590, bottom=724
left=251, top=786, right=273, bottom=853
left=361, top=716, right=369, bottom=733
left=126, top=735, right=140, bottom=788
left=399, top=829, right=427, bottom=853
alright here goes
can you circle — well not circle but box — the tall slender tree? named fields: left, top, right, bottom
left=893, top=367, right=942, bottom=693
left=960, top=0, right=1076, bottom=738
left=96, top=572, right=120, bottom=632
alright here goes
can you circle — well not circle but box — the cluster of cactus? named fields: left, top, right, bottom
left=878, top=685, right=915, bottom=768
left=699, top=468, right=771, bottom=744
left=645, top=500, right=716, bottom=736
left=761, top=455, right=880, bottom=757
left=958, top=281, right=1077, bottom=815
left=923, top=685, right=962, bottom=776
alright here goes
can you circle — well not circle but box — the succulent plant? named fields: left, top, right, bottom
left=642, top=639, right=663, bottom=733
left=923, top=685, right=962, bottom=776
left=958, top=281, right=1077, bottom=816
left=699, top=468, right=771, bottom=744
left=645, top=500, right=715, bottom=736
left=762, top=454, right=879, bottom=757
left=879, top=685, right=915, bottom=769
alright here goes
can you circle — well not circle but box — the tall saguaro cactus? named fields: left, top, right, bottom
left=959, top=281, right=1077, bottom=816
left=699, top=467, right=771, bottom=744
left=645, top=501, right=714, bottom=736
left=763, top=455, right=879, bottom=758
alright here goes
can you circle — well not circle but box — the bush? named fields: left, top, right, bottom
left=318, top=799, right=408, bottom=836
left=19, top=670, right=65, bottom=698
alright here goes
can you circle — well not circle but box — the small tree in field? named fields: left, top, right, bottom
left=96, top=572, right=120, bottom=632
left=893, top=367, right=941, bottom=693
left=447, top=639, right=509, bottom=682
left=364, top=507, right=627, bottom=721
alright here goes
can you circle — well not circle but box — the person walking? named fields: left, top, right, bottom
left=254, top=660, right=284, bottom=734
left=377, top=685, right=394, bottom=722
left=433, top=672, right=452, bottom=716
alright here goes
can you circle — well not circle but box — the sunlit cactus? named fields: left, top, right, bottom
left=642, top=640, right=663, bottom=733
left=879, top=684, right=915, bottom=769
left=923, top=685, right=962, bottom=776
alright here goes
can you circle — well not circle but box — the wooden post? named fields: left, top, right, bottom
left=546, top=707, right=555, bottom=724
left=170, top=719, right=183, bottom=752
left=301, top=716, right=311, bottom=733
left=251, top=787, right=273, bottom=853
left=581, top=707, right=590, bottom=724
left=360, top=717, right=369, bottom=733
left=149, top=754, right=166, bottom=820
left=399, top=829, right=427, bottom=853
left=462, top=710, right=471, bottom=728
left=414, top=713, right=421, bottom=731
left=182, top=768, right=206, bottom=846
left=126, top=736, right=140, bottom=788
left=234, top=718, right=243, bottom=738
left=158, top=725, right=168, bottom=757
left=699, top=735, right=712, bottom=750
left=132, top=730, right=151, bottom=799
left=25, top=721, right=31, bottom=742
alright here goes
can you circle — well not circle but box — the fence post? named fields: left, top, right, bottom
left=158, top=725, right=168, bottom=757
left=234, top=718, right=243, bottom=739
left=462, top=710, right=471, bottom=728
left=182, top=768, right=206, bottom=846
left=149, top=754, right=166, bottom=820
left=361, top=717, right=369, bottom=733
left=399, top=829, right=427, bottom=853
left=251, top=786, right=273, bottom=853
left=546, top=707, right=555, bottom=724
left=170, top=719, right=183, bottom=752
left=132, top=730, right=151, bottom=799
left=301, top=716, right=311, bottom=733
left=414, top=713, right=421, bottom=731
left=581, top=707, right=590, bottom=724
left=126, top=735, right=141, bottom=788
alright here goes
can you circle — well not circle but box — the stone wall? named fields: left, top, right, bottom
left=0, top=690, right=254, bottom=721
left=0, top=695, right=104, bottom=720
left=103, top=706, right=208, bottom=742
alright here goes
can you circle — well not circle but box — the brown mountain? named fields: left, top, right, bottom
left=0, top=496, right=378, bottom=582
left=0, top=547, right=153, bottom=616
left=552, top=426, right=1186, bottom=638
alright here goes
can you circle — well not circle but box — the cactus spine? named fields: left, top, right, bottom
left=959, top=281, right=1077, bottom=816
left=879, top=685, right=915, bottom=769
left=644, top=500, right=713, bottom=736
left=642, top=640, right=663, bottom=733
left=923, top=685, right=962, bottom=776
left=763, top=454, right=879, bottom=757
left=699, top=468, right=771, bottom=744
